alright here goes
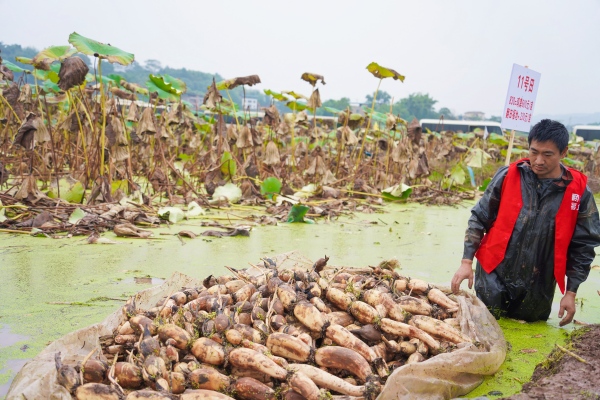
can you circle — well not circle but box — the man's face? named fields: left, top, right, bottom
left=528, top=139, right=567, bottom=179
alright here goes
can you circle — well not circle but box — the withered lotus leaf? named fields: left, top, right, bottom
left=0, top=64, right=14, bottom=81
left=58, top=56, right=89, bottom=91
left=301, top=72, right=326, bottom=87
left=136, top=108, right=157, bottom=135
left=307, top=89, right=322, bottom=110
left=217, top=75, right=261, bottom=91
left=203, top=79, right=223, bottom=109
left=366, top=62, right=405, bottom=81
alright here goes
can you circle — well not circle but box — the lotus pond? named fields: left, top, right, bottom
left=1, top=202, right=599, bottom=399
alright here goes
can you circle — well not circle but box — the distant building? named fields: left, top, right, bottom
left=463, top=111, right=485, bottom=120
left=242, top=98, right=258, bottom=111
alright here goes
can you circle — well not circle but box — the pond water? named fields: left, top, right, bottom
left=0, top=202, right=599, bottom=398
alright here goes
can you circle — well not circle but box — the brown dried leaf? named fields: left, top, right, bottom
left=263, top=141, right=280, bottom=165
left=3, top=82, right=23, bottom=119
left=110, top=87, right=135, bottom=101
left=301, top=72, right=326, bottom=87
left=14, top=175, right=42, bottom=201
left=236, top=126, right=253, bottom=149
left=220, top=75, right=261, bottom=90
left=178, top=230, right=197, bottom=238
left=114, top=223, right=153, bottom=238
left=203, top=78, right=222, bottom=109
left=0, top=64, right=14, bottom=81
left=126, top=101, right=138, bottom=122
left=263, top=104, right=280, bottom=128
left=201, top=227, right=250, bottom=237
left=58, top=56, right=89, bottom=91
left=136, top=107, right=156, bottom=135
left=307, top=89, right=322, bottom=110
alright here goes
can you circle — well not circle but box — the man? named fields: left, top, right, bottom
left=451, top=119, right=600, bottom=325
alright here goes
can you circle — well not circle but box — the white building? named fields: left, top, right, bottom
left=242, top=98, right=258, bottom=111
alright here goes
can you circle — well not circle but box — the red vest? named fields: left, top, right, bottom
left=475, top=158, right=587, bottom=294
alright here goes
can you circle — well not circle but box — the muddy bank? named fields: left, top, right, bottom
left=506, top=324, right=600, bottom=399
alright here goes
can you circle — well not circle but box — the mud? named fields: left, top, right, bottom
left=506, top=324, right=600, bottom=400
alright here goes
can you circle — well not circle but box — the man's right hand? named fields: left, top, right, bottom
left=451, top=259, right=474, bottom=294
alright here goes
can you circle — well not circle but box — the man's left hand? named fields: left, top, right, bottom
left=558, top=291, right=577, bottom=327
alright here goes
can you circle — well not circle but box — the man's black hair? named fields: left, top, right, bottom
left=528, top=119, right=569, bottom=152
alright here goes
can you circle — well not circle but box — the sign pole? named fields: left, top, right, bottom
left=505, top=129, right=516, bottom=166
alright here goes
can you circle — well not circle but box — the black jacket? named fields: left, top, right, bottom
left=463, top=161, right=600, bottom=321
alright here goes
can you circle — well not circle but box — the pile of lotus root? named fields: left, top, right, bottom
left=54, top=257, right=473, bottom=399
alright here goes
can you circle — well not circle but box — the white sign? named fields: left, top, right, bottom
left=501, top=63, right=541, bottom=132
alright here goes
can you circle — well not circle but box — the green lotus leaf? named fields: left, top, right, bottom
left=323, top=106, right=342, bottom=114
left=562, top=157, right=583, bottom=167
left=33, top=46, right=76, bottom=69
left=260, top=177, right=282, bottom=200
left=15, top=57, right=33, bottom=65
left=264, top=89, right=288, bottom=101
left=149, top=74, right=185, bottom=95
left=108, top=74, right=124, bottom=87
left=2, top=60, right=29, bottom=74
left=466, top=148, right=491, bottom=168
left=146, top=79, right=179, bottom=102
left=220, top=151, right=237, bottom=178
left=68, top=208, right=86, bottom=224
left=382, top=183, right=412, bottom=201
left=449, top=164, right=466, bottom=186
left=47, top=179, right=84, bottom=202
left=41, top=80, right=61, bottom=94
left=286, top=101, right=311, bottom=112
left=68, top=32, right=134, bottom=65
left=287, top=204, right=313, bottom=223
left=366, top=62, right=405, bottom=81
left=282, top=91, right=307, bottom=100
left=488, top=132, right=509, bottom=146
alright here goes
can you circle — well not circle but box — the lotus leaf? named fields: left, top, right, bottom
left=264, top=89, right=288, bottom=101
left=149, top=74, right=185, bottom=95
left=382, top=183, right=412, bottom=201
left=260, top=177, right=282, bottom=199
left=466, top=148, right=491, bottom=168
left=286, top=101, right=311, bottom=112
left=15, top=57, right=33, bottom=65
left=216, top=75, right=261, bottom=90
left=2, top=61, right=29, bottom=74
left=220, top=151, right=236, bottom=178
left=449, top=164, right=466, bottom=186
left=33, top=46, right=76, bottom=69
left=185, top=201, right=205, bottom=218
left=300, top=72, right=326, bottom=87
left=68, top=32, right=134, bottom=65
left=47, top=179, right=84, bottom=203
left=158, top=206, right=185, bottom=224
left=68, top=208, right=86, bottom=225
left=286, top=204, right=313, bottom=223
left=366, top=62, right=405, bottom=81
left=293, top=184, right=317, bottom=199
left=212, top=183, right=242, bottom=204
left=146, top=78, right=179, bottom=102
left=282, top=91, right=307, bottom=100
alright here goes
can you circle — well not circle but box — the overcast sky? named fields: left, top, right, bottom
left=1, top=0, right=599, bottom=117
